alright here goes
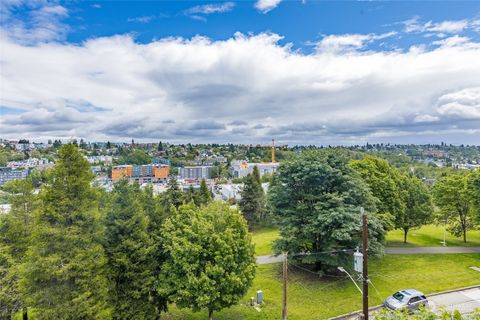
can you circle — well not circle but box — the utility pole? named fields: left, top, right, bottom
left=282, top=252, right=288, bottom=320
left=362, top=208, right=369, bottom=320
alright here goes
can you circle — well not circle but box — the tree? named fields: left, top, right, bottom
left=0, top=179, right=38, bottom=319
left=269, top=150, right=386, bottom=271
left=197, top=178, right=211, bottom=206
left=350, top=156, right=405, bottom=231
left=433, top=173, right=475, bottom=243
left=21, top=144, right=110, bottom=319
left=398, top=174, right=433, bottom=243
left=159, top=202, right=256, bottom=320
left=239, top=173, right=264, bottom=227
left=158, top=141, right=163, bottom=152
left=0, top=242, right=18, bottom=319
left=161, top=177, right=184, bottom=212
left=467, top=169, right=480, bottom=223
left=104, top=180, right=156, bottom=319
left=141, top=185, right=169, bottom=316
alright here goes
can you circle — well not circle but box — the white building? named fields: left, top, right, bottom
left=178, top=166, right=214, bottom=180
left=230, top=160, right=279, bottom=178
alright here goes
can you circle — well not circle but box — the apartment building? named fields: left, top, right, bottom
left=230, top=160, right=279, bottom=178
left=111, top=164, right=170, bottom=182
left=178, top=166, right=214, bottom=180
left=0, top=167, right=29, bottom=186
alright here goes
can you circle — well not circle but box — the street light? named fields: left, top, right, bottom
left=337, top=266, right=363, bottom=295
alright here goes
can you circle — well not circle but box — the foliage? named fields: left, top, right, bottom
left=350, top=156, right=404, bottom=231
left=161, top=177, right=184, bottom=213
left=433, top=173, right=475, bottom=242
left=269, top=150, right=387, bottom=272
left=397, top=174, right=433, bottom=243
left=467, top=169, right=480, bottom=223
left=20, top=144, right=110, bottom=320
left=239, top=172, right=265, bottom=227
left=159, top=202, right=256, bottom=320
left=117, top=149, right=152, bottom=165
left=0, top=179, right=38, bottom=318
left=104, top=180, right=156, bottom=319
left=197, top=178, right=212, bottom=206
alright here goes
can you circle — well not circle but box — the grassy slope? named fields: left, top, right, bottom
left=163, top=253, right=480, bottom=320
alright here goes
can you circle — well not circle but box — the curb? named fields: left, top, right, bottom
left=328, top=285, right=480, bottom=320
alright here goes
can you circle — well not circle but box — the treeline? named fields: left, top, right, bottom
left=264, top=150, right=480, bottom=271
left=0, top=145, right=256, bottom=320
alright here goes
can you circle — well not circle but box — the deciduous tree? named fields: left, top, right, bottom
left=159, top=202, right=256, bottom=320
left=269, top=150, right=386, bottom=271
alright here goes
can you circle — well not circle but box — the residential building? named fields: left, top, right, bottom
left=178, top=166, right=214, bottom=180
left=0, top=167, right=29, bottom=186
left=111, top=164, right=170, bottom=182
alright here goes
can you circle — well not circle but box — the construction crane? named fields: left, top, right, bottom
left=271, top=139, right=276, bottom=163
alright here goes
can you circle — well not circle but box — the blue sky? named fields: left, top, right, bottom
left=1, top=1, right=480, bottom=144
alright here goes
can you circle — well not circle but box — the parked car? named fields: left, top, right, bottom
left=384, top=289, right=428, bottom=312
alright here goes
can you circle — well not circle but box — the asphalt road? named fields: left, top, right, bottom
left=256, top=247, right=480, bottom=264
left=428, top=287, right=480, bottom=315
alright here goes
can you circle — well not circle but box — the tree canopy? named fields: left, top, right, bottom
left=20, top=144, right=110, bottom=319
left=159, top=202, right=256, bottom=320
left=269, top=150, right=387, bottom=271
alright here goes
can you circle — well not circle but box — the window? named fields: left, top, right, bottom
left=393, top=292, right=405, bottom=301
left=409, top=296, right=421, bottom=304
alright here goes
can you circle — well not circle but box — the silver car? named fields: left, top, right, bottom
left=384, top=289, right=428, bottom=312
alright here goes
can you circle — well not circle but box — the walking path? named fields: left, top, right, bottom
left=256, top=247, right=480, bottom=264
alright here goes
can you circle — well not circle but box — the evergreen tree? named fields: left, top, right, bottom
left=0, top=179, right=37, bottom=319
left=184, top=185, right=198, bottom=206
left=104, top=180, right=156, bottom=319
left=197, top=178, right=211, bottom=206
left=158, top=141, right=163, bottom=152
left=160, top=202, right=256, bottom=320
left=252, top=165, right=262, bottom=186
left=161, top=177, right=184, bottom=212
left=0, top=243, right=17, bottom=319
left=21, top=144, right=110, bottom=320
left=239, top=174, right=264, bottom=227
left=141, top=186, right=169, bottom=316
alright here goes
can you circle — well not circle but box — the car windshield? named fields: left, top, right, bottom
left=393, top=292, right=405, bottom=302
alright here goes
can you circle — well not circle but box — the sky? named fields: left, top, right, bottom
left=1, top=1, right=480, bottom=145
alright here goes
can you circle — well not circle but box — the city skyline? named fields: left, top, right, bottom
left=1, top=1, right=480, bottom=145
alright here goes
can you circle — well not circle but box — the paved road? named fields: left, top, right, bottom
left=428, top=287, right=480, bottom=315
left=330, top=287, right=480, bottom=319
left=256, top=247, right=480, bottom=264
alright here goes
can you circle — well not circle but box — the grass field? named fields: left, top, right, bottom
left=251, top=225, right=480, bottom=256
left=251, top=226, right=280, bottom=255
left=386, top=225, right=480, bottom=247
left=163, top=253, right=480, bottom=320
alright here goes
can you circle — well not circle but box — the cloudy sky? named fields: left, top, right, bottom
left=1, top=1, right=480, bottom=145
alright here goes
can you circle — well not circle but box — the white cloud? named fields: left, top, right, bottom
left=254, top=0, right=282, bottom=13
left=316, top=32, right=397, bottom=53
left=1, top=1, right=69, bottom=44
left=127, top=16, right=155, bottom=23
left=185, top=2, right=235, bottom=15
left=1, top=32, right=480, bottom=144
left=403, top=17, right=472, bottom=35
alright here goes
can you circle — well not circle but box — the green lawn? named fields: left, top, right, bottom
left=251, top=226, right=280, bottom=256
left=163, top=254, right=480, bottom=320
left=251, top=225, right=480, bottom=256
left=386, top=225, right=480, bottom=247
